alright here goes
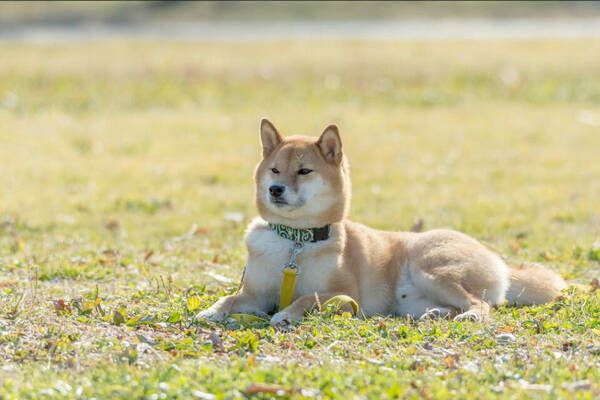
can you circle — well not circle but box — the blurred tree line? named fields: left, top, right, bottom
left=2, top=1, right=600, bottom=26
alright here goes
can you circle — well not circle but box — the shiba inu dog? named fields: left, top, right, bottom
left=197, top=119, right=567, bottom=326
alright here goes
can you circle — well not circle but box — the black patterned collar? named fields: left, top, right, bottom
left=268, top=223, right=330, bottom=243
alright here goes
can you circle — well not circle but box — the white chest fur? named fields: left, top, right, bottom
left=243, top=218, right=341, bottom=306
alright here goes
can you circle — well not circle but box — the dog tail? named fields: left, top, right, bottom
left=505, top=263, right=567, bottom=306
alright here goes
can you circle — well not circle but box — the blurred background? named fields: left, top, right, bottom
left=1, top=1, right=599, bottom=281
left=3, top=1, right=600, bottom=40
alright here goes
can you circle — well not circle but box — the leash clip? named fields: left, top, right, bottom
left=282, top=241, right=304, bottom=274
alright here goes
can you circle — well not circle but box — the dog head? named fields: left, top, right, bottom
left=254, top=119, right=351, bottom=228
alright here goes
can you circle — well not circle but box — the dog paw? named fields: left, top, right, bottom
left=195, top=308, right=226, bottom=323
left=453, top=310, right=481, bottom=322
left=419, top=308, right=444, bottom=321
left=270, top=311, right=293, bottom=328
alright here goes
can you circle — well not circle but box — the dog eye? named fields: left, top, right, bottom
left=271, top=168, right=279, bottom=174
left=298, top=168, right=312, bottom=175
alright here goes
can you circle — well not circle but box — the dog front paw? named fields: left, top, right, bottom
left=453, top=310, right=481, bottom=322
left=419, top=308, right=445, bottom=321
left=270, top=311, right=294, bottom=328
left=196, top=307, right=227, bottom=323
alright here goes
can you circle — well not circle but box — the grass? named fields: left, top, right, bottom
left=1, top=39, right=600, bottom=399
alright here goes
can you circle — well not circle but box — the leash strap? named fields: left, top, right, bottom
left=278, top=242, right=303, bottom=311
left=279, top=269, right=297, bottom=311
left=321, top=295, right=359, bottom=315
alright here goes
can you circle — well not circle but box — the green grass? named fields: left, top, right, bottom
left=1, top=40, right=600, bottom=399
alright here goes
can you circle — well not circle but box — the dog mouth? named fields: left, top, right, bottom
left=270, top=197, right=290, bottom=207
left=269, top=196, right=306, bottom=209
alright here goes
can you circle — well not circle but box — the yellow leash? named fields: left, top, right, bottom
left=279, top=268, right=297, bottom=311
left=278, top=242, right=304, bottom=311
left=321, top=294, right=359, bottom=315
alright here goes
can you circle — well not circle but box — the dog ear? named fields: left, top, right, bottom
left=260, top=118, right=283, bottom=158
left=317, top=124, right=342, bottom=163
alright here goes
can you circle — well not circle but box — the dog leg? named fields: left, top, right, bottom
left=418, top=307, right=453, bottom=320
left=196, top=291, right=266, bottom=323
left=454, top=299, right=490, bottom=321
left=412, top=267, right=491, bottom=322
left=270, top=292, right=346, bottom=326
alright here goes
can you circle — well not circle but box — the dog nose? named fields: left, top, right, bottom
left=269, top=184, right=285, bottom=197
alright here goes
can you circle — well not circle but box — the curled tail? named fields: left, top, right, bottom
left=506, top=263, right=568, bottom=306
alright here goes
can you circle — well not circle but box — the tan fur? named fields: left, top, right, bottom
left=507, top=263, right=568, bottom=305
left=198, top=119, right=567, bottom=325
